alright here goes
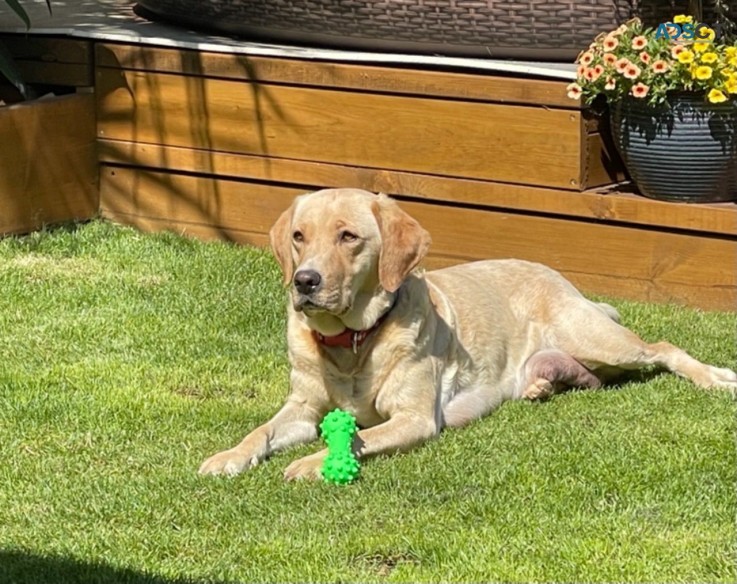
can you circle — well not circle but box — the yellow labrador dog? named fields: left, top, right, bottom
left=199, top=188, right=736, bottom=479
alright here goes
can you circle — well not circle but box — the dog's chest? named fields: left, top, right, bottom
left=321, top=354, right=387, bottom=427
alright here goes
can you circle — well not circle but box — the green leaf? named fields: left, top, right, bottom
left=4, top=0, right=31, bottom=29
left=0, top=41, right=29, bottom=99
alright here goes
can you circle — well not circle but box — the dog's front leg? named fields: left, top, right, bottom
left=283, top=412, right=439, bottom=481
left=199, top=395, right=324, bottom=477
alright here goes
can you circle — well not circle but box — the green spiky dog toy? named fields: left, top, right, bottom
left=320, top=409, right=360, bottom=484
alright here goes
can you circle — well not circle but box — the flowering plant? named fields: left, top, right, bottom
left=568, top=14, right=737, bottom=106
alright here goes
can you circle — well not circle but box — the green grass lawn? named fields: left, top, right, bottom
left=0, top=220, right=734, bottom=584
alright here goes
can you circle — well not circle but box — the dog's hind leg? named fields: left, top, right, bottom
left=553, top=303, right=737, bottom=391
left=607, top=340, right=737, bottom=390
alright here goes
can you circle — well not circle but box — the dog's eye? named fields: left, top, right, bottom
left=340, top=231, right=358, bottom=243
left=292, top=230, right=304, bottom=243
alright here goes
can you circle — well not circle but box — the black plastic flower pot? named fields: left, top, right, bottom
left=610, top=93, right=737, bottom=202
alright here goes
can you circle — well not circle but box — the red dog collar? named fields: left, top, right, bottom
left=312, top=304, right=394, bottom=353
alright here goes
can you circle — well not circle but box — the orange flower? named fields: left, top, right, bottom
left=623, top=63, right=642, bottom=80
left=632, top=36, right=648, bottom=50
left=651, top=59, right=670, bottom=73
left=585, top=67, right=603, bottom=81
left=577, top=64, right=587, bottom=77
left=566, top=82, right=582, bottom=100
left=639, top=51, right=651, bottom=64
left=615, top=58, right=631, bottom=73
left=631, top=82, right=649, bottom=98
left=604, top=77, right=616, bottom=90
left=603, top=53, right=617, bottom=66
left=579, top=51, right=594, bottom=66
left=671, top=44, right=686, bottom=58
left=603, top=35, right=619, bottom=52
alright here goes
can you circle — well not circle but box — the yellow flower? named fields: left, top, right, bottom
left=730, top=55, right=737, bottom=67
left=677, top=50, right=695, bottom=64
left=700, top=52, right=718, bottom=63
left=694, top=65, right=713, bottom=80
left=693, top=42, right=711, bottom=53
left=726, top=78, right=737, bottom=94
left=726, top=46, right=737, bottom=58
left=708, top=88, right=728, bottom=103
left=673, top=14, right=693, bottom=23
left=699, top=27, right=716, bottom=40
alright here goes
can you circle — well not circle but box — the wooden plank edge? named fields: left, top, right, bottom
left=97, top=144, right=737, bottom=237
left=425, top=251, right=736, bottom=313
left=100, top=208, right=736, bottom=313
left=94, top=43, right=579, bottom=109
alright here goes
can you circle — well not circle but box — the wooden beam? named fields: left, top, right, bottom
left=99, top=166, right=737, bottom=311
left=95, top=43, right=575, bottom=109
left=96, top=68, right=584, bottom=190
left=1, top=36, right=93, bottom=87
left=98, top=140, right=737, bottom=236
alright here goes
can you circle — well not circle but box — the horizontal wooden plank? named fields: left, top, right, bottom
left=14, top=62, right=92, bottom=87
left=97, top=141, right=737, bottom=236
left=95, top=43, right=575, bottom=108
left=99, top=165, right=304, bottom=238
left=0, top=93, right=98, bottom=235
left=99, top=211, right=272, bottom=249
left=401, top=200, right=736, bottom=312
left=1, top=36, right=91, bottom=64
left=1, top=36, right=93, bottom=86
left=96, top=68, right=583, bottom=189
left=422, top=253, right=735, bottom=314
left=99, top=167, right=737, bottom=311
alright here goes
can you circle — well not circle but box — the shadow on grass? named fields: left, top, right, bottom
left=0, top=549, right=222, bottom=584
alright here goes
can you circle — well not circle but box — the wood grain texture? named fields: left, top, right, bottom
left=1, top=35, right=93, bottom=87
left=0, top=93, right=98, bottom=235
left=96, top=67, right=584, bottom=189
left=95, top=43, right=576, bottom=108
left=99, top=166, right=737, bottom=311
left=98, top=140, right=737, bottom=236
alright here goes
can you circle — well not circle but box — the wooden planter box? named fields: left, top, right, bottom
left=0, top=92, right=98, bottom=235
left=94, top=43, right=736, bottom=312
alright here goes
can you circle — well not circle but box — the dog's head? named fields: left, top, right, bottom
left=269, top=189, right=431, bottom=327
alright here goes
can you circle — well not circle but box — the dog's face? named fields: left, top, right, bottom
left=269, top=189, right=431, bottom=319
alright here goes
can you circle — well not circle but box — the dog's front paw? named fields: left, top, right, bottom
left=198, top=448, right=258, bottom=477
left=283, top=452, right=326, bottom=481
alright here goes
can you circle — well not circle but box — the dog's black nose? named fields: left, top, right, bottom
left=293, top=269, right=322, bottom=295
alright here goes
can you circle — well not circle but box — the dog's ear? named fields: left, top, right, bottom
left=269, top=201, right=296, bottom=286
left=371, top=194, right=432, bottom=292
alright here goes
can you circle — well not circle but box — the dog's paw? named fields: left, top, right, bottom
left=522, top=378, right=554, bottom=400
left=198, top=448, right=258, bottom=477
left=283, top=452, right=326, bottom=481
left=700, top=366, right=737, bottom=392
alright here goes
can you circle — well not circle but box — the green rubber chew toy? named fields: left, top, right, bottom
left=319, top=409, right=361, bottom=484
